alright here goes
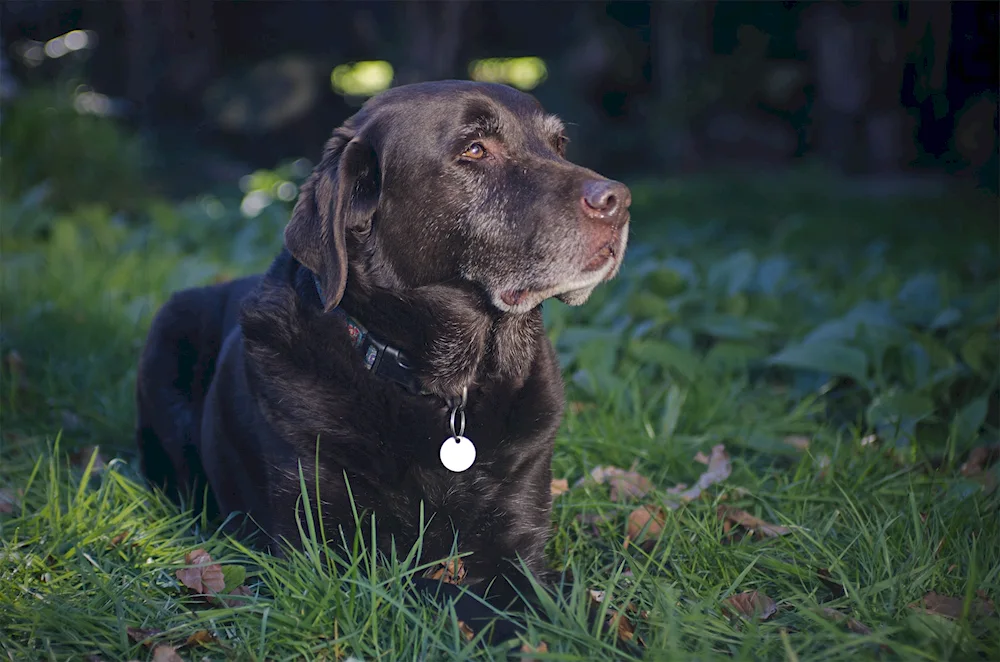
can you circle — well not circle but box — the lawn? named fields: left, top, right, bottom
left=1, top=158, right=998, bottom=661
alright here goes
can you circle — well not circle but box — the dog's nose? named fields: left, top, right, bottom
left=581, top=179, right=631, bottom=225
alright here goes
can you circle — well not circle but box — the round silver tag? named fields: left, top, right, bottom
left=439, top=435, right=476, bottom=472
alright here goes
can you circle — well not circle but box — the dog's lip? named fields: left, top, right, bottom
left=582, top=243, right=617, bottom=272
left=582, top=224, right=625, bottom=273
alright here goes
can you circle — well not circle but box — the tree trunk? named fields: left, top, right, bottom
left=650, top=0, right=711, bottom=171
left=801, top=1, right=871, bottom=173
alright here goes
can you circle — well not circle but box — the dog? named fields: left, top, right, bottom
left=135, top=80, right=630, bottom=642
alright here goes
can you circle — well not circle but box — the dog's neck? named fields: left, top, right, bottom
left=307, top=266, right=542, bottom=399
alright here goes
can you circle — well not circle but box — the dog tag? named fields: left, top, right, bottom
left=439, top=435, right=476, bottom=472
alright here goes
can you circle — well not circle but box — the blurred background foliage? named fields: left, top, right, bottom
left=1, top=0, right=997, bottom=206
left=0, top=1, right=997, bottom=457
left=1, top=10, right=998, bottom=658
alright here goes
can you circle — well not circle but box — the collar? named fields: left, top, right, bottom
left=312, top=274, right=424, bottom=395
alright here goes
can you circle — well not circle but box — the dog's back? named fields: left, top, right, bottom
left=135, top=275, right=260, bottom=512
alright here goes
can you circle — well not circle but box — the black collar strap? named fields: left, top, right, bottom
left=312, top=274, right=424, bottom=395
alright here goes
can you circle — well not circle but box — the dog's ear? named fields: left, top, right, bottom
left=284, top=124, right=380, bottom=311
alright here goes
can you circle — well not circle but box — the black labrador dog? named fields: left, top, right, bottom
left=136, top=80, right=630, bottom=640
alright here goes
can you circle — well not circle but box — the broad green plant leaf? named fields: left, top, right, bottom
left=768, top=340, right=869, bottom=385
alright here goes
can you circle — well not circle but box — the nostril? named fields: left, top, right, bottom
left=583, top=181, right=618, bottom=214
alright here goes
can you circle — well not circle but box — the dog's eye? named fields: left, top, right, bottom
left=461, top=143, right=487, bottom=160
left=554, top=135, right=569, bottom=156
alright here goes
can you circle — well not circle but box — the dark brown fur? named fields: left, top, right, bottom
left=136, top=80, right=631, bottom=642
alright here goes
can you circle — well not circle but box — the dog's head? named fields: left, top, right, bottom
left=284, top=80, right=630, bottom=314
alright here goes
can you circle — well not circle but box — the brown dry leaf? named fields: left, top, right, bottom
left=626, top=505, right=666, bottom=541
left=126, top=627, right=163, bottom=647
left=722, top=591, right=777, bottom=621
left=575, top=465, right=653, bottom=502
left=717, top=505, right=791, bottom=538
left=109, top=531, right=131, bottom=548
left=70, top=446, right=108, bottom=473
left=550, top=478, right=569, bottom=497
left=175, top=549, right=225, bottom=595
left=665, top=444, right=731, bottom=507
left=907, top=591, right=996, bottom=619
left=608, top=608, right=637, bottom=642
left=183, top=630, right=216, bottom=647
left=575, top=510, right=616, bottom=535
left=960, top=444, right=1000, bottom=476
left=151, top=645, right=184, bottom=662
left=217, top=584, right=253, bottom=607
left=0, top=488, right=18, bottom=514
left=457, top=620, right=475, bottom=641
left=693, top=451, right=711, bottom=465
left=783, top=435, right=810, bottom=451
left=519, top=641, right=548, bottom=661
left=818, top=568, right=845, bottom=598
left=423, top=558, right=466, bottom=585
left=817, top=607, right=872, bottom=635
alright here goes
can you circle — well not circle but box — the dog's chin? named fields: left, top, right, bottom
left=555, top=285, right=599, bottom=306
left=491, top=257, right=621, bottom=314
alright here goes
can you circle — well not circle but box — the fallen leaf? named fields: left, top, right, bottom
left=109, top=531, right=131, bottom=547
left=907, top=591, right=995, bottom=619
left=722, top=591, right=777, bottom=621
left=818, top=568, right=845, bottom=599
left=717, top=505, right=791, bottom=538
left=216, top=583, right=253, bottom=607
left=175, top=549, right=225, bottom=596
left=783, top=435, right=810, bottom=451
left=960, top=444, right=1000, bottom=476
left=693, top=451, right=711, bottom=465
left=457, top=620, right=475, bottom=641
left=610, top=473, right=653, bottom=502
left=664, top=444, right=731, bottom=507
left=519, top=641, right=548, bottom=661
left=626, top=505, right=665, bottom=541
left=69, top=446, right=107, bottom=473
left=817, top=607, right=872, bottom=635
left=608, top=608, right=637, bottom=642
left=126, top=627, right=163, bottom=647
left=423, top=558, right=466, bottom=585
left=183, top=630, right=216, bottom=647
left=569, top=401, right=591, bottom=414
left=0, top=488, right=18, bottom=514
left=151, top=645, right=184, bottom=662
left=550, top=478, right=569, bottom=497
left=575, top=465, right=653, bottom=502
left=575, top=510, right=616, bottom=535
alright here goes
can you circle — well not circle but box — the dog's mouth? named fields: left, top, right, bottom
left=495, top=223, right=628, bottom=313
left=582, top=241, right=618, bottom=273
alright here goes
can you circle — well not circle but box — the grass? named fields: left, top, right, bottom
left=1, top=162, right=998, bottom=661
